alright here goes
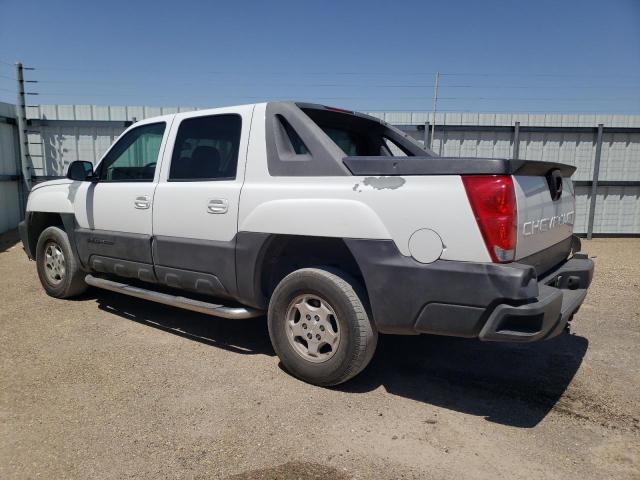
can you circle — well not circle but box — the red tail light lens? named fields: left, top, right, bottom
left=462, top=175, right=517, bottom=263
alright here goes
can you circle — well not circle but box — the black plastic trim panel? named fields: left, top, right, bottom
left=414, top=304, right=486, bottom=337
left=152, top=235, right=236, bottom=297
left=18, top=219, right=31, bottom=259
left=479, top=257, right=593, bottom=342
left=75, top=228, right=153, bottom=266
left=90, top=255, right=157, bottom=283
left=343, top=156, right=576, bottom=177
left=265, top=102, right=350, bottom=176
left=344, top=239, right=539, bottom=334
left=344, top=238, right=593, bottom=339
left=234, top=231, right=275, bottom=309
left=154, top=265, right=226, bottom=297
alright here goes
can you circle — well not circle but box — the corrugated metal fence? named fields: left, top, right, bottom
left=0, top=103, right=638, bottom=235
left=373, top=111, right=640, bottom=236
left=0, top=102, right=22, bottom=233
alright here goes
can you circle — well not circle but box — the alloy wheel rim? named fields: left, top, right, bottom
left=285, top=294, right=340, bottom=363
left=44, top=241, right=66, bottom=285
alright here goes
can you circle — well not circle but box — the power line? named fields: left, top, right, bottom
left=30, top=92, right=435, bottom=99
left=29, top=78, right=640, bottom=90
left=440, top=72, right=640, bottom=79
left=21, top=65, right=441, bottom=76
left=363, top=108, right=640, bottom=113
left=28, top=88, right=640, bottom=101
left=18, top=63, right=640, bottom=80
left=437, top=96, right=640, bottom=101
left=13, top=61, right=640, bottom=113
left=33, top=79, right=441, bottom=88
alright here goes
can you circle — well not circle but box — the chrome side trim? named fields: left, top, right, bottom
left=85, top=275, right=263, bottom=319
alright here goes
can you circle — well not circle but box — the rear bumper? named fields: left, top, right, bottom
left=344, top=239, right=594, bottom=341
left=478, top=255, right=593, bottom=342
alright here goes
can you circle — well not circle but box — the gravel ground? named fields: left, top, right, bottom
left=0, top=230, right=638, bottom=479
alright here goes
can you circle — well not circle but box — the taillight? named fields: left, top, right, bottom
left=462, top=175, right=517, bottom=263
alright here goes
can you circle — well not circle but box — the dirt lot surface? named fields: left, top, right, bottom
left=1, top=230, right=639, bottom=479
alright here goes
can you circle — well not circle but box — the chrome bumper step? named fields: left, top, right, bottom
left=85, top=275, right=263, bottom=319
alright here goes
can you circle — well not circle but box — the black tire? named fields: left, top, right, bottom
left=267, top=268, right=377, bottom=386
left=36, top=226, right=87, bottom=299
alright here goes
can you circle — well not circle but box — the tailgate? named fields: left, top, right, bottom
left=513, top=173, right=576, bottom=271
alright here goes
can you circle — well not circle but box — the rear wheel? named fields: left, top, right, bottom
left=268, top=268, right=377, bottom=386
left=36, top=226, right=87, bottom=298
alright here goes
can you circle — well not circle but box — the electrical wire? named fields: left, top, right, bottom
left=19, top=63, right=640, bottom=80
left=11, top=62, right=640, bottom=113
left=29, top=78, right=640, bottom=90
left=28, top=89, right=640, bottom=102
left=440, top=72, right=640, bottom=79
left=437, top=96, right=640, bottom=101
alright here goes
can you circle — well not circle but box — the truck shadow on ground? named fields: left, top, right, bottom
left=0, top=229, right=20, bottom=254
left=338, top=332, right=589, bottom=428
left=91, top=289, right=587, bottom=428
left=91, top=290, right=275, bottom=357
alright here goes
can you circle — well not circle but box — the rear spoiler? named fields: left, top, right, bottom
left=342, top=157, right=576, bottom=177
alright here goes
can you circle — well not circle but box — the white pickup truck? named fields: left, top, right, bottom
left=19, top=102, right=594, bottom=385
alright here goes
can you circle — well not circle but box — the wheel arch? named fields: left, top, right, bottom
left=26, top=212, right=78, bottom=262
left=235, top=233, right=368, bottom=311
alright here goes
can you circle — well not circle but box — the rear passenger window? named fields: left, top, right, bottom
left=169, top=114, right=242, bottom=181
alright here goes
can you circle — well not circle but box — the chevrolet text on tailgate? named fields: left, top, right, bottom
left=19, top=102, right=594, bottom=386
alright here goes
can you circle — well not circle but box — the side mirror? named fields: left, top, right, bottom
left=67, top=160, right=96, bottom=181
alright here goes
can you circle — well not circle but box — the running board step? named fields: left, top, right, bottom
left=85, top=275, right=263, bottom=319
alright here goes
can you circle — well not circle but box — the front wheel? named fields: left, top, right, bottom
left=36, top=226, right=87, bottom=299
left=267, top=268, right=377, bottom=386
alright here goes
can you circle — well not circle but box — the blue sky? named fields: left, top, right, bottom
left=0, top=0, right=639, bottom=113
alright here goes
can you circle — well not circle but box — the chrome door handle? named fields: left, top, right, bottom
left=134, top=195, right=151, bottom=209
left=207, top=198, right=228, bottom=214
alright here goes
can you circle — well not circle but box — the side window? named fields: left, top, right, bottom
left=98, top=123, right=165, bottom=182
left=169, top=114, right=242, bottom=181
left=278, top=116, right=309, bottom=155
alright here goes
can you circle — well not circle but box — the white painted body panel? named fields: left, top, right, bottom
left=238, top=175, right=489, bottom=261
left=72, top=114, right=175, bottom=235
left=73, top=182, right=158, bottom=234
left=26, top=179, right=75, bottom=213
left=153, top=105, right=255, bottom=242
left=514, top=176, right=575, bottom=259
left=240, top=104, right=490, bottom=262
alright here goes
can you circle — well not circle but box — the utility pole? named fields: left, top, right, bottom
left=15, top=62, right=32, bottom=194
left=430, top=71, right=439, bottom=151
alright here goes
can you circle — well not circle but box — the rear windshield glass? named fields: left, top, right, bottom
left=301, top=107, right=426, bottom=157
